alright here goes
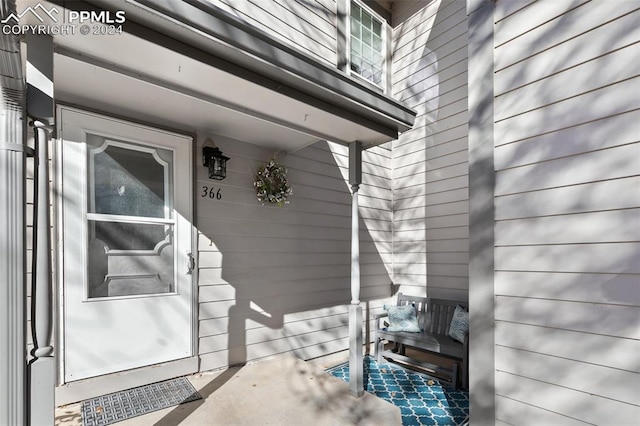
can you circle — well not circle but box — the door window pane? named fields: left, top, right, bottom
left=87, top=221, right=175, bottom=298
left=86, top=136, right=177, bottom=299
left=94, top=221, right=171, bottom=252
left=90, top=141, right=173, bottom=218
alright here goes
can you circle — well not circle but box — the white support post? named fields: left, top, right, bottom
left=29, top=121, right=54, bottom=426
left=0, top=1, right=28, bottom=423
left=0, top=121, right=29, bottom=426
left=26, top=34, right=55, bottom=426
left=348, top=142, right=363, bottom=397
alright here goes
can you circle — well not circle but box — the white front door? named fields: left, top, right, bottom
left=58, top=106, right=194, bottom=382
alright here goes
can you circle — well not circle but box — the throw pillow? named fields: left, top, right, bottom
left=448, top=305, right=469, bottom=343
left=385, top=305, right=421, bottom=333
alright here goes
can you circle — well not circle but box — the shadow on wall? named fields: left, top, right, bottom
left=489, top=1, right=640, bottom=423
left=208, top=0, right=338, bottom=66
left=390, top=0, right=470, bottom=301
left=195, top=137, right=394, bottom=377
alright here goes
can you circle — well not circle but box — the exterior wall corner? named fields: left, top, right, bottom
left=467, top=0, right=496, bottom=424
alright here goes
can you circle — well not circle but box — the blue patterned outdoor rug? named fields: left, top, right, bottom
left=327, top=356, right=469, bottom=426
left=81, top=376, right=202, bottom=426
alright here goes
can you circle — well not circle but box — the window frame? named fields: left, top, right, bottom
left=339, top=0, right=390, bottom=93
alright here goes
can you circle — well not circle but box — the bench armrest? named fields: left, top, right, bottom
left=374, top=312, right=389, bottom=328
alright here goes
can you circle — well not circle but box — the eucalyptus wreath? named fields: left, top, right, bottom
left=254, top=159, right=293, bottom=207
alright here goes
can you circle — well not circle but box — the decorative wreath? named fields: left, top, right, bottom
left=254, top=159, right=293, bottom=207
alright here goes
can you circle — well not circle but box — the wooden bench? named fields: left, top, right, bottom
left=374, top=293, right=468, bottom=389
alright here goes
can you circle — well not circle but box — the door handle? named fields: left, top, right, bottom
left=186, top=252, right=195, bottom=275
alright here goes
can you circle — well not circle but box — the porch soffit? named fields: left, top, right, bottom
left=47, top=0, right=416, bottom=151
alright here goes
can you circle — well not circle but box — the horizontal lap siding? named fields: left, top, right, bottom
left=197, top=138, right=391, bottom=371
left=208, top=0, right=337, bottom=66
left=391, top=0, right=469, bottom=301
left=494, top=1, right=640, bottom=423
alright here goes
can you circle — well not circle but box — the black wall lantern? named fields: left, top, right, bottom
left=203, top=145, right=229, bottom=180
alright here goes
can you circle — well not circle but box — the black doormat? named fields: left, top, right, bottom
left=81, top=376, right=202, bottom=426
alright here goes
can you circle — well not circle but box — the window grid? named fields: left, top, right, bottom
left=349, top=1, right=384, bottom=86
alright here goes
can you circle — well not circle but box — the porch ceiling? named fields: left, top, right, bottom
left=37, top=0, right=416, bottom=151
left=53, top=41, right=323, bottom=151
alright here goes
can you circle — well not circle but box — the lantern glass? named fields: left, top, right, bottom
left=203, top=146, right=229, bottom=180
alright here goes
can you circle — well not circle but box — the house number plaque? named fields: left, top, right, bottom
left=201, top=186, right=222, bottom=200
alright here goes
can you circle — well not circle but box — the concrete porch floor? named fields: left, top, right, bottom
left=55, top=353, right=401, bottom=426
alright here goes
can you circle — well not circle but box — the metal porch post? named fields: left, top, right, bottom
left=0, top=1, right=28, bottom=424
left=348, top=141, right=363, bottom=397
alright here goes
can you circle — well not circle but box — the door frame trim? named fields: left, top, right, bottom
left=55, top=356, right=199, bottom=405
left=54, top=104, right=199, bottom=392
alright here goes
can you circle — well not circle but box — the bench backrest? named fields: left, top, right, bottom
left=396, top=293, right=429, bottom=330
left=396, top=293, right=468, bottom=336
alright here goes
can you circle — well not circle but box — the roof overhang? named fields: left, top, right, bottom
left=38, top=0, right=416, bottom=151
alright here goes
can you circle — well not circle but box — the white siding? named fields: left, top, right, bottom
left=206, top=0, right=338, bottom=66
left=494, top=1, right=640, bottom=424
left=391, top=0, right=469, bottom=301
left=196, top=137, right=392, bottom=371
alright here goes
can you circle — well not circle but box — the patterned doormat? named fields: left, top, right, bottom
left=81, top=377, right=202, bottom=426
left=327, top=356, right=469, bottom=426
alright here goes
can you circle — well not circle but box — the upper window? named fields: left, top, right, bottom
left=349, top=1, right=385, bottom=86
left=349, top=1, right=385, bottom=87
